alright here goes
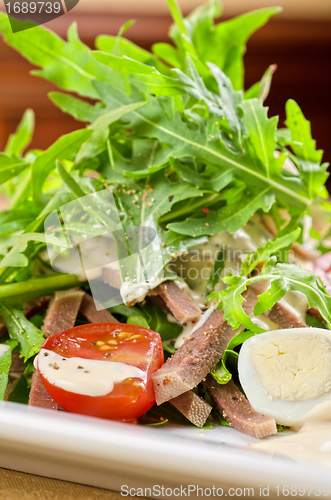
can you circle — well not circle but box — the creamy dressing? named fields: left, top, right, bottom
left=169, top=220, right=269, bottom=307
left=166, top=314, right=181, bottom=325
left=174, top=306, right=216, bottom=349
left=120, top=281, right=150, bottom=304
left=278, top=290, right=308, bottom=322
left=36, top=349, right=146, bottom=397
left=253, top=420, right=331, bottom=467
left=251, top=314, right=278, bottom=331
left=0, top=344, right=10, bottom=357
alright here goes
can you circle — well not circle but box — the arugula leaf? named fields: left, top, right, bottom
left=49, top=93, right=102, bottom=122
left=210, top=330, right=257, bottom=384
left=127, top=315, right=150, bottom=329
left=0, top=305, right=44, bottom=361
left=8, top=360, right=34, bottom=404
left=0, top=17, right=123, bottom=98
left=206, top=248, right=226, bottom=294
left=213, top=261, right=331, bottom=333
left=96, top=35, right=156, bottom=64
left=32, top=129, right=92, bottom=203
left=241, top=98, right=283, bottom=178
left=241, top=227, right=301, bottom=276
left=0, top=340, right=18, bottom=400
left=140, top=300, right=183, bottom=341
left=245, top=64, right=277, bottom=101
left=0, top=153, right=28, bottom=186
left=94, top=80, right=313, bottom=210
left=193, top=7, right=281, bottom=91
left=167, top=188, right=274, bottom=237
left=5, top=109, right=35, bottom=156
left=75, top=101, right=147, bottom=165
left=170, top=158, right=234, bottom=192
left=285, top=99, right=329, bottom=199
left=0, top=232, right=67, bottom=269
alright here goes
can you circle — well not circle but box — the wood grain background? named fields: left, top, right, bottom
left=0, top=11, right=330, bottom=167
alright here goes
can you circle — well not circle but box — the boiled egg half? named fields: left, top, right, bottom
left=238, top=328, right=331, bottom=427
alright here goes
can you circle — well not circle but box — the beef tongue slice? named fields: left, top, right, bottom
left=79, top=293, right=117, bottom=323
left=41, top=289, right=85, bottom=336
left=268, top=302, right=307, bottom=329
left=152, top=281, right=269, bottom=406
left=170, top=391, right=212, bottom=428
left=151, top=280, right=201, bottom=324
left=29, top=289, right=84, bottom=410
left=203, top=375, right=277, bottom=439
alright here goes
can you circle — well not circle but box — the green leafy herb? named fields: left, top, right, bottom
left=5, top=109, right=35, bottom=157
left=0, top=305, right=44, bottom=361
left=210, top=231, right=331, bottom=333
left=8, top=360, right=34, bottom=404
left=0, top=340, right=18, bottom=399
left=127, top=315, right=150, bottom=329
left=210, top=330, right=256, bottom=384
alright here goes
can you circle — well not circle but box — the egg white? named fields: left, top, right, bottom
left=238, top=328, right=331, bottom=427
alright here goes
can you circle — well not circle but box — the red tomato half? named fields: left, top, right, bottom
left=37, top=322, right=164, bottom=420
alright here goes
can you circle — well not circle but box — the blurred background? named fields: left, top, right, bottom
left=0, top=0, right=330, bottom=163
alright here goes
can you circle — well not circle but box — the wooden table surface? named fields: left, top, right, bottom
left=0, top=468, right=144, bottom=500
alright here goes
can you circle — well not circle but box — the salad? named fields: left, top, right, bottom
left=0, top=0, right=330, bottom=439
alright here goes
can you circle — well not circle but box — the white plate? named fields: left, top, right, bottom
left=1, top=401, right=331, bottom=499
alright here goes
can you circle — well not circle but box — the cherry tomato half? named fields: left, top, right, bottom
left=36, top=322, right=164, bottom=420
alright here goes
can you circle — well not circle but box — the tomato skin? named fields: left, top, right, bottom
left=37, top=322, right=164, bottom=420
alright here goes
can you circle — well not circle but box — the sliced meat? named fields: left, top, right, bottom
left=203, top=376, right=277, bottom=439
left=102, top=266, right=122, bottom=289
left=148, top=295, right=172, bottom=316
left=170, top=391, right=212, bottom=428
left=268, top=302, right=307, bottom=329
left=79, top=293, right=117, bottom=323
left=29, top=371, right=58, bottom=410
left=152, top=281, right=268, bottom=405
left=9, top=351, right=25, bottom=379
left=292, top=242, right=319, bottom=264
left=150, top=280, right=201, bottom=324
left=307, top=307, right=327, bottom=327
left=29, top=288, right=84, bottom=410
left=0, top=318, right=6, bottom=339
left=24, top=295, right=51, bottom=319
left=41, top=288, right=84, bottom=336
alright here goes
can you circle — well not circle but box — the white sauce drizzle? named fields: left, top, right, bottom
left=174, top=306, right=216, bottom=349
left=0, top=344, right=10, bottom=357
left=120, top=281, right=150, bottom=304
left=278, top=290, right=308, bottom=322
left=36, top=349, right=146, bottom=397
left=251, top=314, right=278, bottom=332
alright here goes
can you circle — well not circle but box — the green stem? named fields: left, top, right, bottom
left=159, top=192, right=222, bottom=225
left=0, top=273, right=85, bottom=304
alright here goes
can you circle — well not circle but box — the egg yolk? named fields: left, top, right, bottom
left=250, top=333, right=331, bottom=402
